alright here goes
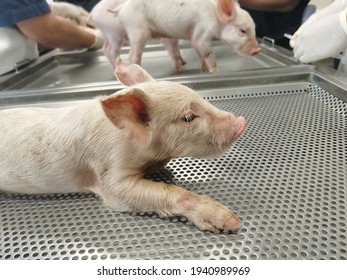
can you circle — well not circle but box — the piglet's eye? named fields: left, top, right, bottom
left=182, top=113, right=196, bottom=123
left=240, top=28, right=247, bottom=34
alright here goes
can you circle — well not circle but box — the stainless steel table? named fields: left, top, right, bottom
left=1, top=42, right=346, bottom=260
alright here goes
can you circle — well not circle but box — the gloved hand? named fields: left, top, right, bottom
left=290, top=0, right=347, bottom=48
left=292, top=9, right=347, bottom=63
left=84, top=28, right=104, bottom=50
left=49, top=2, right=93, bottom=28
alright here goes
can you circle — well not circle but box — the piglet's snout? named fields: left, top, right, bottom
left=231, top=116, right=246, bottom=142
left=250, top=47, right=261, bottom=56
left=215, top=113, right=246, bottom=151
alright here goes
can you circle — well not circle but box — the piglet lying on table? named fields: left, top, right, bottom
left=91, top=0, right=260, bottom=73
left=0, top=59, right=245, bottom=233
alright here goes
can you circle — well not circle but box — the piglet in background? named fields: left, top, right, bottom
left=91, top=0, right=187, bottom=72
left=0, top=59, right=246, bottom=233
left=91, top=0, right=128, bottom=63
left=91, top=0, right=261, bottom=73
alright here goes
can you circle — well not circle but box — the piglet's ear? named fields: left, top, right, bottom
left=216, top=0, right=236, bottom=23
left=101, top=88, right=150, bottom=132
left=114, top=57, right=155, bottom=86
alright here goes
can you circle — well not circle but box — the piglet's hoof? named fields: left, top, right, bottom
left=178, top=193, right=241, bottom=233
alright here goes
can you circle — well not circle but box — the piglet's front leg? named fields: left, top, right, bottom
left=177, top=192, right=241, bottom=233
left=161, top=38, right=187, bottom=73
left=98, top=177, right=241, bottom=233
left=127, top=30, right=151, bottom=65
left=192, top=37, right=219, bottom=73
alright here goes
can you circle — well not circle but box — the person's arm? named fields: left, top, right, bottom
left=239, top=0, right=301, bottom=12
left=16, top=12, right=96, bottom=49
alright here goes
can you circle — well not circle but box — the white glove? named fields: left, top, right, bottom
left=83, top=28, right=104, bottom=50
left=309, top=0, right=347, bottom=19
left=290, top=0, right=347, bottom=48
left=293, top=9, right=347, bottom=63
left=49, top=2, right=92, bottom=27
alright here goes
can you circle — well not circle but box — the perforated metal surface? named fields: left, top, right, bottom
left=1, top=83, right=346, bottom=260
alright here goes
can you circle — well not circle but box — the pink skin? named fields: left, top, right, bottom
left=90, top=0, right=127, bottom=68
left=233, top=116, right=246, bottom=142
left=251, top=47, right=261, bottom=56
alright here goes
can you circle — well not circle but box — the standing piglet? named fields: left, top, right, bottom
left=0, top=59, right=246, bottom=233
left=92, top=0, right=260, bottom=73
left=91, top=0, right=187, bottom=72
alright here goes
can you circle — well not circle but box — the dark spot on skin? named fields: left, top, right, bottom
left=101, top=167, right=109, bottom=177
left=180, top=2, right=184, bottom=6
left=203, top=51, right=212, bottom=58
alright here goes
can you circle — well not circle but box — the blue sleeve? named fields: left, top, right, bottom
left=0, top=0, right=51, bottom=27
left=54, top=0, right=100, bottom=12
